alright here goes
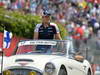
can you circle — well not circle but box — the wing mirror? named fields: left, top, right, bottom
left=74, top=55, right=84, bottom=62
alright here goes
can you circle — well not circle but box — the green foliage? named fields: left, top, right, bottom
left=0, top=8, right=41, bottom=38
left=0, top=8, right=67, bottom=39
left=57, top=23, right=67, bottom=40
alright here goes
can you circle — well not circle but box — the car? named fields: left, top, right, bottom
left=1, top=40, right=93, bottom=75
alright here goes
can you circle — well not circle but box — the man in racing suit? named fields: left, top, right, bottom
left=33, top=10, right=62, bottom=52
left=33, top=10, right=62, bottom=40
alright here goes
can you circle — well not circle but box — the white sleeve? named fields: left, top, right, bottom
left=55, top=24, right=60, bottom=33
left=34, top=24, right=42, bottom=32
left=50, top=22, right=60, bottom=33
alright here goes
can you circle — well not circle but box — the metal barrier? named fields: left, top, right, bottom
left=72, top=36, right=100, bottom=64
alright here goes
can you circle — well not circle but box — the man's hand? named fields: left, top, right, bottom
left=33, top=32, right=38, bottom=39
left=55, top=33, right=62, bottom=40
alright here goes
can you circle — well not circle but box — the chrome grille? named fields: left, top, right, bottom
left=8, top=68, right=42, bottom=75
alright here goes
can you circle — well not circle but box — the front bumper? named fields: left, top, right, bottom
left=1, top=66, right=43, bottom=75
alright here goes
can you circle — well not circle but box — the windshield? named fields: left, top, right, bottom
left=15, top=40, right=67, bottom=55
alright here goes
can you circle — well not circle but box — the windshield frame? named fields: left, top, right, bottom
left=13, top=40, right=68, bottom=56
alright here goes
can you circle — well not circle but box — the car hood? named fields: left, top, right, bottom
left=3, top=54, right=63, bottom=71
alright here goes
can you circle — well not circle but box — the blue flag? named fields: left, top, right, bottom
left=3, top=30, right=13, bottom=49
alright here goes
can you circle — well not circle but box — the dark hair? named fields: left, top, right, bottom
left=95, top=4, right=99, bottom=9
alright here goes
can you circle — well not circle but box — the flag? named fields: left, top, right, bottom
left=3, top=30, right=13, bottom=49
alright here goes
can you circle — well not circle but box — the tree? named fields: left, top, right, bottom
left=0, top=8, right=67, bottom=39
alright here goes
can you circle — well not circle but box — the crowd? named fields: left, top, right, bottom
left=64, top=2, right=100, bottom=53
left=0, top=0, right=100, bottom=51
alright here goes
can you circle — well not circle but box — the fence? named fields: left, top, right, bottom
left=72, top=35, right=100, bottom=64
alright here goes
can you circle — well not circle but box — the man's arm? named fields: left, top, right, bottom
left=33, top=32, right=38, bottom=39
left=33, top=24, right=41, bottom=39
left=51, top=23, right=62, bottom=40
left=55, top=33, right=62, bottom=40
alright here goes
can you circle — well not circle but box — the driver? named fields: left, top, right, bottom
left=33, top=10, right=62, bottom=40
left=33, top=10, right=62, bottom=52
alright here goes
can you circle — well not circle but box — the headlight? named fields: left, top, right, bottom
left=3, top=70, right=12, bottom=75
left=28, top=71, right=37, bottom=75
left=45, top=62, right=55, bottom=74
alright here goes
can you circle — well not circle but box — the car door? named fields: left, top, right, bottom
left=67, top=41, right=85, bottom=75
left=67, top=59, right=85, bottom=75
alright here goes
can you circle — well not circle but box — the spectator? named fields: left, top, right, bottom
left=30, top=0, right=37, bottom=15
left=73, top=24, right=84, bottom=52
left=94, top=22, right=100, bottom=34
left=82, top=22, right=90, bottom=44
left=96, top=30, right=100, bottom=50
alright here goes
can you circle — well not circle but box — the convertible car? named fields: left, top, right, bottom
left=1, top=40, right=93, bottom=75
